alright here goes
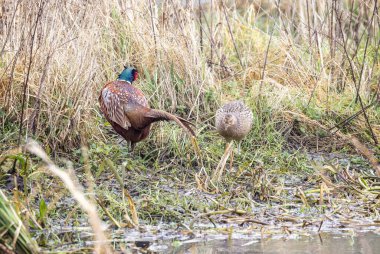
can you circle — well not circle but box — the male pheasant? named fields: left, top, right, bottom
left=99, top=67, right=195, bottom=150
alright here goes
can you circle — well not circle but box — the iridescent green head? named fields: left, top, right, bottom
left=118, top=66, right=138, bottom=83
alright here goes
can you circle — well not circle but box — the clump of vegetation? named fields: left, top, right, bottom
left=0, top=0, right=379, bottom=252
left=0, top=189, right=39, bottom=254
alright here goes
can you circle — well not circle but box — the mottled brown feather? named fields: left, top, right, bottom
left=215, top=100, right=253, bottom=142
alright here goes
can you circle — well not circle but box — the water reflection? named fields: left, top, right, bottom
left=171, top=232, right=380, bottom=254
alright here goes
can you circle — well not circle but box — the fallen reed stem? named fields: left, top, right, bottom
left=26, top=140, right=112, bottom=254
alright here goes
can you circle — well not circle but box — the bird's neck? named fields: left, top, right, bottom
left=117, top=79, right=132, bottom=84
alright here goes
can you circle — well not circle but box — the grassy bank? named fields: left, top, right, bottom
left=1, top=0, right=380, bottom=252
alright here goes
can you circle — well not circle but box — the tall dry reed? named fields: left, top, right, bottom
left=1, top=0, right=379, bottom=151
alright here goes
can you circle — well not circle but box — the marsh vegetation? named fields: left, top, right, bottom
left=0, top=0, right=379, bottom=253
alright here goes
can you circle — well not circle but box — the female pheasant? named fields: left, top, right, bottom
left=215, top=100, right=253, bottom=152
left=212, top=100, right=253, bottom=182
left=99, top=67, right=195, bottom=150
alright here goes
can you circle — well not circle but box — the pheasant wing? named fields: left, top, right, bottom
left=99, top=86, right=132, bottom=129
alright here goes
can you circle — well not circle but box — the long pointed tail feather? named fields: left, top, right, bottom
left=176, top=116, right=196, bottom=127
left=146, top=109, right=196, bottom=137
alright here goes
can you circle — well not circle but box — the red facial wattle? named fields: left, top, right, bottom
left=133, top=71, right=138, bottom=81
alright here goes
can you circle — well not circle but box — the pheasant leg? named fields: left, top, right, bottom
left=212, top=141, right=233, bottom=183
left=229, top=149, right=234, bottom=169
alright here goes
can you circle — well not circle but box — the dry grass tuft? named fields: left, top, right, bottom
left=0, top=189, right=39, bottom=254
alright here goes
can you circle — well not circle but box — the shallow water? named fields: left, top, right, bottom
left=168, top=231, right=380, bottom=254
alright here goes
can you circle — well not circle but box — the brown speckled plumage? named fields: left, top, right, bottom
left=215, top=100, right=253, bottom=143
left=99, top=79, right=195, bottom=150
